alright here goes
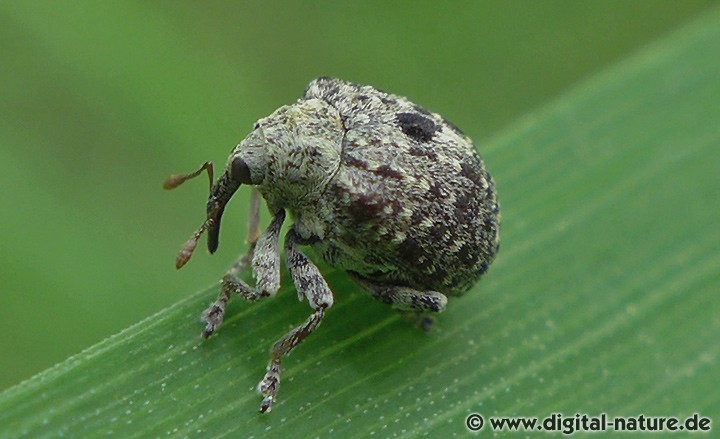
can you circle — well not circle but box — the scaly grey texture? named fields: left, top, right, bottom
left=173, top=77, right=501, bottom=412
left=238, top=77, right=500, bottom=296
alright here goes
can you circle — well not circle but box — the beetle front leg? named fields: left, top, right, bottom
left=257, top=229, right=334, bottom=413
left=201, top=209, right=285, bottom=338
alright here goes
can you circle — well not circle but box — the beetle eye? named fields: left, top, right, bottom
left=231, top=156, right=252, bottom=185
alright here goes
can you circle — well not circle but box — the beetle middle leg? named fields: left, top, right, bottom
left=257, top=228, right=334, bottom=413
left=201, top=207, right=285, bottom=338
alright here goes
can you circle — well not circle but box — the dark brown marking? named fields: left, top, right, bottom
left=408, top=146, right=438, bottom=160
left=396, top=112, right=439, bottom=143
left=375, top=164, right=403, bottom=179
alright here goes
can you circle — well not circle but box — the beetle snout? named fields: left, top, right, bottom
left=206, top=171, right=241, bottom=254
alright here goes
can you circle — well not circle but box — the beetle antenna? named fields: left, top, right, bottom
left=164, top=161, right=242, bottom=267
left=164, top=161, right=217, bottom=269
left=163, top=161, right=214, bottom=193
left=175, top=217, right=215, bottom=269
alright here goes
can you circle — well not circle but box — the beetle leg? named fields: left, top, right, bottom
left=347, top=271, right=448, bottom=313
left=201, top=209, right=285, bottom=338
left=226, top=188, right=262, bottom=277
left=257, top=228, right=334, bottom=413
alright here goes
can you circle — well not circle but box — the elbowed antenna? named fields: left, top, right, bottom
left=163, top=161, right=214, bottom=192
left=164, top=161, right=241, bottom=269
left=173, top=217, right=215, bottom=269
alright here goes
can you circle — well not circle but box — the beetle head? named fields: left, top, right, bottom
left=164, top=98, right=342, bottom=269
left=232, top=100, right=343, bottom=209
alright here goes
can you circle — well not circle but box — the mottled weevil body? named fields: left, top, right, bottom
left=165, top=77, right=500, bottom=413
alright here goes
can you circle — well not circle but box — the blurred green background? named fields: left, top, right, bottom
left=0, top=1, right=715, bottom=392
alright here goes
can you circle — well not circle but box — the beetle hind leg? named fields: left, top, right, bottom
left=347, top=271, right=448, bottom=313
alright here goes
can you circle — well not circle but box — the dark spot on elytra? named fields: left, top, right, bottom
left=375, top=164, right=403, bottom=179
left=368, top=137, right=383, bottom=147
left=381, top=97, right=397, bottom=106
left=344, top=153, right=402, bottom=179
left=347, top=192, right=387, bottom=223
left=482, top=215, right=496, bottom=235
left=398, top=235, right=425, bottom=262
left=429, top=265, right=449, bottom=284
left=460, top=162, right=484, bottom=188
left=343, top=154, right=370, bottom=171
left=408, top=146, right=438, bottom=160
left=397, top=112, right=439, bottom=143
left=427, top=222, right=448, bottom=244
left=456, top=243, right=478, bottom=266
left=453, top=190, right=479, bottom=227
left=410, top=208, right=426, bottom=225
left=453, top=206, right=471, bottom=227
left=428, top=181, right=444, bottom=199
left=306, top=147, right=323, bottom=158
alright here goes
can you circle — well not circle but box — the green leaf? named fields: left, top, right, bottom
left=2, top=8, right=720, bottom=438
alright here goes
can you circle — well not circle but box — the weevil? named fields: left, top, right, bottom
left=164, top=77, right=500, bottom=413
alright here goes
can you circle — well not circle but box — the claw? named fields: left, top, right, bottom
left=201, top=303, right=225, bottom=338
left=257, top=361, right=281, bottom=414
left=201, top=326, right=215, bottom=339
left=259, top=396, right=274, bottom=413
